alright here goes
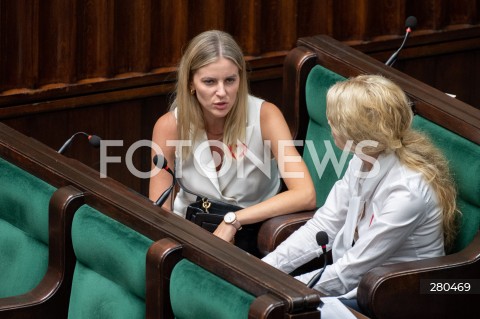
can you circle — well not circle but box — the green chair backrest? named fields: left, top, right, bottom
left=303, top=65, right=349, bottom=206
left=68, top=204, right=154, bottom=319
left=412, top=116, right=480, bottom=253
left=0, top=157, right=56, bottom=298
left=304, top=64, right=480, bottom=253
left=170, top=259, right=255, bottom=319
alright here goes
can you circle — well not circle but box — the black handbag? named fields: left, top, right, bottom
left=185, top=196, right=242, bottom=232
left=179, top=179, right=261, bottom=256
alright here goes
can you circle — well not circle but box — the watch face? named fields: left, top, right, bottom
left=224, top=212, right=235, bottom=223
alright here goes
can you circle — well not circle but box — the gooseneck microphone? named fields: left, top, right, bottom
left=385, top=16, right=417, bottom=67
left=58, top=132, right=101, bottom=154
left=307, top=231, right=329, bottom=289
left=152, top=154, right=176, bottom=207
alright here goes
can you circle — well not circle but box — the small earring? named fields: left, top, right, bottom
left=190, top=88, right=195, bottom=95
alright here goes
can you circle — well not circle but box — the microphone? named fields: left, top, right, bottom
left=152, top=154, right=176, bottom=207
left=57, top=132, right=101, bottom=154
left=307, top=231, right=329, bottom=289
left=385, top=16, right=417, bottom=66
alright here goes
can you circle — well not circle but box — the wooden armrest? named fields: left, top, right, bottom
left=358, top=231, right=480, bottom=319
left=146, top=237, right=183, bottom=319
left=0, top=185, right=84, bottom=318
left=257, top=210, right=316, bottom=256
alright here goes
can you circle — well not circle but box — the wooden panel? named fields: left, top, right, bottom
left=1, top=0, right=480, bottom=96
left=297, top=0, right=333, bottom=38
left=406, top=0, right=446, bottom=30
left=445, top=0, right=479, bottom=26
left=188, top=0, right=226, bottom=35
left=0, top=0, right=39, bottom=92
left=332, top=0, right=367, bottom=42
left=225, top=0, right=261, bottom=55
left=76, top=0, right=114, bottom=80
left=38, top=0, right=77, bottom=87
left=354, top=26, right=480, bottom=108
left=260, top=0, right=298, bottom=51
left=114, top=0, right=152, bottom=74
left=365, top=0, right=405, bottom=40
left=399, top=51, right=480, bottom=106
left=151, top=0, right=188, bottom=66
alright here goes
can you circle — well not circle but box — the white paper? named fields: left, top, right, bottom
left=319, top=297, right=357, bottom=319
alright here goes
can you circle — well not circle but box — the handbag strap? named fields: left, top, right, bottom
left=176, top=176, right=205, bottom=199
left=174, top=159, right=207, bottom=199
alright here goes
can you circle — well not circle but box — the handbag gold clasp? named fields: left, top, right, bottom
left=201, top=198, right=211, bottom=213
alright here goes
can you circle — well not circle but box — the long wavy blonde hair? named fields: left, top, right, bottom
left=326, top=74, right=460, bottom=250
left=171, top=30, right=249, bottom=160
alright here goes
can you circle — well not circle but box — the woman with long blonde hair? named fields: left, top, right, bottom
left=149, top=30, right=316, bottom=255
left=263, top=74, right=459, bottom=310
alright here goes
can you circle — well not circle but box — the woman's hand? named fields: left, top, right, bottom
left=213, top=221, right=237, bottom=243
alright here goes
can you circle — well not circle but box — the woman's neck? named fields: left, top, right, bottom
left=204, top=120, right=225, bottom=136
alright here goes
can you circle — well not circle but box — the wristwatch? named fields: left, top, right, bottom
left=224, top=212, right=242, bottom=230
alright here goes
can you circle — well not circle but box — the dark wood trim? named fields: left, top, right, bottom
left=0, top=54, right=285, bottom=111
left=0, top=122, right=322, bottom=317
left=353, top=25, right=480, bottom=61
left=288, top=35, right=480, bottom=145
left=146, top=238, right=183, bottom=319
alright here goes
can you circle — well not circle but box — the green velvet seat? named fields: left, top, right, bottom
left=169, top=259, right=255, bottom=319
left=68, top=204, right=154, bottom=319
left=303, top=65, right=480, bottom=253
left=0, top=157, right=56, bottom=298
left=412, top=116, right=480, bottom=252
left=303, top=65, right=349, bottom=206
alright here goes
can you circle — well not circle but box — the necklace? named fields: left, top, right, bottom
left=208, top=135, right=223, bottom=141
left=206, top=130, right=223, bottom=135
left=206, top=130, right=224, bottom=141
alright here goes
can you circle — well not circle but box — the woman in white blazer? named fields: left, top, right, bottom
left=149, top=30, right=316, bottom=246
left=262, top=74, right=459, bottom=310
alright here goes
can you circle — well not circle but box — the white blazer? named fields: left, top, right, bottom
left=263, top=152, right=445, bottom=298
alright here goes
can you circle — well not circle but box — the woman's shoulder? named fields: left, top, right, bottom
left=248, top=94, right=264, bottom=106
left=155, top=110, right=176, bottom=124
left=153, top=111, right=177, bottom=137
left=381, top=156, right=436, bottom=204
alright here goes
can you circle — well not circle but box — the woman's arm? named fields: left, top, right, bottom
left=312, top=185, right=432, bottom=296
left=214, top=101, right=316, bottom=241
left=149, top=111, right=178, bottom=211
left=263, top=162, right=352, bottom=272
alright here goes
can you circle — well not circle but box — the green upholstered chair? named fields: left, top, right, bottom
left=357, top=115, right=480, bottom=319
left=0, top=157, right=56, bottom=298
left=292, top=63, right=480, bottom=254
left=0, top=158, right=85, bottom=318
left=302, top=65, right=350, bottom=206
left=68, top=204, right=154, bottom=319
left=257, top=66, right=350, bottom=256
left=152, top=235, right=322, bottom=319
left=411, top=115, right=480, bottom=253
left=169, top=259, right=255, bottom=319
left=258, top=36, right=480, bottom=319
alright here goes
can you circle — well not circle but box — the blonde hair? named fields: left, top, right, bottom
left=326, top=74, right=460, bottom=250
left=171, top=30, right=249, bottom=159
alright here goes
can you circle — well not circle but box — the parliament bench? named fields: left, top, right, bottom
left=259, top=35, right=480, bottom=319
left=0, top=157, right=57, bottom=300
left=0, top=156, right=84, bottom=318
left=67, top=202, right=165, bottom=319
left=0, top=122, right=323, bottom=318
